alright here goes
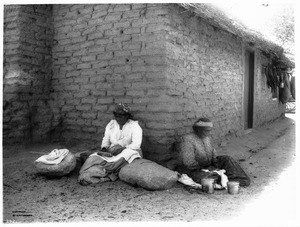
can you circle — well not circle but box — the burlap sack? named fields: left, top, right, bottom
left=34, top=152, right=76, bottom=177
left=119, top=158, right=178, bottom=190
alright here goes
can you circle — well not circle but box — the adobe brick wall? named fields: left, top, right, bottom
left=3, top=4, right=285, bottom=164
left=163, top=4, right=285, bottom=148
left=164, top=4, right=245, bottom=147
left=51, top=4, right=173, bottom=162
left=3, top=5, right=54, bottom=143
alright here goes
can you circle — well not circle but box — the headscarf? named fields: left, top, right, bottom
left=113, top=103, right=131, bottom=115
left=193, top=118, right=213, bottom=129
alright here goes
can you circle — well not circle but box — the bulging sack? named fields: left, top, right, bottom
left=34, top=152, right=76, bottom=177
left=119, top=158, right=178, bottom=190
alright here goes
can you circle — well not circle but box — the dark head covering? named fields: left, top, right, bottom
left=113, top=103, right=131, bottom=115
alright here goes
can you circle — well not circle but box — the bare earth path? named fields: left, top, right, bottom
left=2, top=114, right=298, bottom=226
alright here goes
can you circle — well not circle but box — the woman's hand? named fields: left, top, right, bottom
left=109, top=145, right=126, bottom=155
left=97, top=147, right=113, bottom=157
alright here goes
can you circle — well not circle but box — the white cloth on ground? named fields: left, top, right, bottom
left=177, top=173, right=202, bottom=189
left=212, top=169, right=229, bottom=189
left=35, top=149, right=69, bottom=165
left=202, top=169, right=229, bottom=189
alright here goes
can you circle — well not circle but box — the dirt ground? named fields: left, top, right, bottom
left=2, top=113, right=298, bottom=225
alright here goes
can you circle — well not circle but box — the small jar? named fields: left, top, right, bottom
left=227, top=181, right=240, bottom=194
left=201, top=178, right=215, bottom=194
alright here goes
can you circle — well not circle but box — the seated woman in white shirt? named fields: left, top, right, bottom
left=97, top=103, right=143, bottom=160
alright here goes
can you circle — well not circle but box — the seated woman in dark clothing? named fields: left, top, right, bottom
left=176, top=117, right=250, bottom=187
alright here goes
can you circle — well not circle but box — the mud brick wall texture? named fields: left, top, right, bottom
left=163, top=5, right=285, bottom=144
left=51, top=4, right=174, bottom=162
left=3, top=4, right=285, bottom=164
left=3, top=5, right=54, bottom=142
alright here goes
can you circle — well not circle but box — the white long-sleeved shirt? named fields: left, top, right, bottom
left=101, top=119, right=143, bottom=153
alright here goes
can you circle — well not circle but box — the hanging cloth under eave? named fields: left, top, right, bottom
left=265, top=65, right=278, bottom=93
left=279, top=71, right=291, bottom=104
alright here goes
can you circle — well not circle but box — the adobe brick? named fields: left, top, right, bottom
left=114, top=21, right=130, bottom=28
left=93, top=5, right=110, bottom=12
left=77, top=119, right=92, bottom=126
left=109, top=58, right=126, bottom=66
left=81, top=84, right=96, bottom=90
left=92, top=119, right=106, bottom=127
left=97, top=23, right=113, bottom=31
left=76, top=105, right=92, bottom=111
left=126, top=73, right=143, bottom=81
left=88, top=33, right=104, bottom=40
left=98, top=97, right=114, bottom=104
left=73, top=23, right=87, bottom=31
left=92, top=61, right=109, bottom=69
left=92, top=11, right=108, bottom=18
left=65, top=44, right=81, bottom=52
left=113, top=35, right=131, bottom=43
left=63, top=19, right=77, bottom=26
left=124, top=27, right=141, bottom=35
left=82, top=55, right=96, bottom=62
left=78, top=7, right=93, bottom=15
left=105, top=13, right=122, bottom=22
left=91, top=90, right=106, bottom=96
left=70, top=4, right=84, bottom=12
left=77, top=14, right=92, bottom=24
left=105, top=29, right=121, bottom=37
left=97, top=68, right=113, bottom=74
left=87, top=18, right=104, bottom=26
left=96, top=38, right=113, bottom=45
left=114, top=50, right=131, bottom=57
left=82, top=97, right=97, bottom=104
left=56, top=25, right=72, bottom=33
left=114, top=97, right=132, bottom=104
left=74, top=91, right=89, bottom=98
left=89, top=46, right=105, bottom=53
left=66, top=71, right=80, bottom=78
left=77, top=63, right=92, bottom=69
left=67, top=111, right=81, bottom=118
left=132, top=4, right=146, bottom=9
left=97, top=52, right=114, bottom=60
left=74, top=77, right=89, bottom=83
left=80, top=69, right=97, bottom=77
left=59, top=65, right=74, bottom=72
left=123, top=10, right=140, bottom=18
left=57, top=78, right=74, bottom=84
left=114, top=4, right=131, bottom=12
left=82, top=126, right=97, bottom=133
left=107, top=90, right=125, bottom=96
left=62, top=105, right=75, bottom=111
left=73, top=49, right=88, bottom=56
left=67, top=31, right=81, bottom=38
left=137, top=48, right=165, bottom=56
left=65, top=84, right=80, bottom=91
left=90, top=75, right=106, bottom=83
left=146, top=122, right=178, bottom=129
left=114, top=65, right=131, bottom=73
left=82, top=27, right=97, bottom=35
left=127, top=90, right=145, bottom=97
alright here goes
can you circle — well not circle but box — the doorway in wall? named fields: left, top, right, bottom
left=244, top=50, right=255, bottom=129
